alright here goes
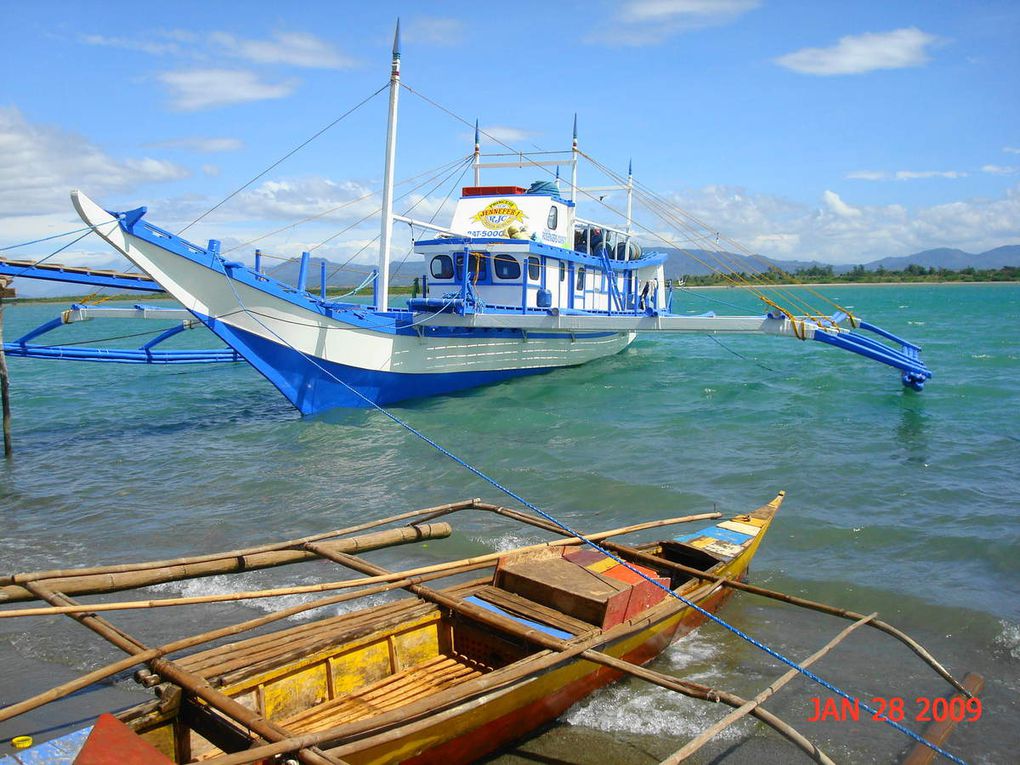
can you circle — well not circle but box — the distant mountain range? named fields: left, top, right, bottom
left=640, top=244, right=1020, bottom=278
left=267, top=245, right=1020, bottom=287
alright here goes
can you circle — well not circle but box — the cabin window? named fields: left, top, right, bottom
left=527, top=256, right=541, bottom=281
left=559, top=260, right=566, bottom=282
left=493, top=254, right=521, bottom=280
left=430, top=254, right=454, bottom=279
left=576, top=266, right=586, bottom=290
left=547, top=205, right=558, bottom=230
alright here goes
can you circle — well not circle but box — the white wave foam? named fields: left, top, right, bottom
left=994, top=619, right=1020, bottom=660
left=144, top=573, right=389, bottom=621
left=477, top=533, right=542, bottom=553
left=563, top=680, right=748, bottom=741
left=665, top=631, right=725, bottom=672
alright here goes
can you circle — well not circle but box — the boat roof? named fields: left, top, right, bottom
left=414, top=236, right=668, bottom=271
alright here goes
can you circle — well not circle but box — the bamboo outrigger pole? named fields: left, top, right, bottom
left=0, top=512, right=722, bottom=618
left=0, top=498, right=477, bottom=592
left=0, top=522, right=453, bottom=602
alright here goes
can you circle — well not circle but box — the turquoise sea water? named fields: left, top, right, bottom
left=0, top=283, right=1017, bottom=763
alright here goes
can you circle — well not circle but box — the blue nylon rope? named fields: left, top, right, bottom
left=208, top=246, right=966, bottom=765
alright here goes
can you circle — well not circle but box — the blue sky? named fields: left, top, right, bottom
left=2, top=0, right=1018, bottom=282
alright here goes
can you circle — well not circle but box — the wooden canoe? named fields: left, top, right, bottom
left=93, top=495, right=780, bottom=764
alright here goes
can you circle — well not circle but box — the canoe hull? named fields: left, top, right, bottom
left=394, top=584, right=734, bottom=765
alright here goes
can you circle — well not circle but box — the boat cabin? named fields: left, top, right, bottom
left=411, top=182, right=667, bottom=315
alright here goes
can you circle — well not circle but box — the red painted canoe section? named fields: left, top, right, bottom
left=73, top=713, right=175, bottom=765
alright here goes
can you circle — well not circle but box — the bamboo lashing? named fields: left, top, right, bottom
left=23, top=582, right=347, bottom=765
left=474, top=500, right=972, bottom=699
left=660, top=613, right=877, bottom=764
left=0, top=513, right=721, bottom=619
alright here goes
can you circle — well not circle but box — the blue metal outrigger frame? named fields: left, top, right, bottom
left=2, top=304, right=241, bottom=364
left=812, top=316, right=932, bottom=391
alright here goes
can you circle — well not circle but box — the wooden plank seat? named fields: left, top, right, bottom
left=279, top=655, right=484, bottom=733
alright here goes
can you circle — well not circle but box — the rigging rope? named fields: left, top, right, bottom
left=399, top=82, right=825, bottom=321
left=0, top=225, right=95, bottom=253
left=178, top=84, right=388, bottom=235
left=0, top=228, right=104, bottom=282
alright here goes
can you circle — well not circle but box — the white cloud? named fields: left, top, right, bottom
left=158, top=69, right=297, bottom=111
left=775, top=27, right=938, bottom=76
left=403, top=18, right=465, bottom=47
left=81, top=33, right=186, bottom=56
left=1004, top=147, right=1020, bottom=155
left=82, top=29, right=355, bottom=70
left=621, top=0, right=759, bottom=22
left=982, top=164, right=1017, bottom=175
left=823, top=190, right=861, bottom=218
left=479, top=125, right=537, bottom=146
left=644, top=183, right=1020, bottom=264
left=847, top=169, right=967, bottom=181
left=238, top=177, right=379, bottom=221
left=894, top=169, right=966, bottom=180
left=209, top=31, right=356, bottom=69
left=0, top=106, right=189, bottom=217
left=147, top=137, right=244, bottom=153
left=846, top=170, right=889, bottom=181
left=589, top=0, right=759, bottom=46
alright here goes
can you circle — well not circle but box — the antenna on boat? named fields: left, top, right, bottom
left=473, top=119, right=481, bottom=186
left=570, top=114, right=578, bottom=202
left=376, top=19, right=401, bottom=312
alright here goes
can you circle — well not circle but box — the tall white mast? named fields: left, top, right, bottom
left=376, top=21, right=401, bottom=312
left=626, top=158, right=633, bottom=235
left=473, top=119, right=481, bottom=186
left=569, top=114, right=578, bottom=202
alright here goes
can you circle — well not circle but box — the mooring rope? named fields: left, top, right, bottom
left=205, top=263, right=966, bottom=765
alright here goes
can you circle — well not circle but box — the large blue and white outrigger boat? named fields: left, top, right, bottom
left=3, top=28, right=931, bottom=416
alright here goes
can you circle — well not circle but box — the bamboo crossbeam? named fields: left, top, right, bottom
left=661, top=613, right=877, bottom=764
left=24, top=583, right=346, bottom=765
left=0, top=513, right=721, bottom=619
left=0, top=523, right=453, bottom=603
left=0, top=499, right=478, bottom=590
left=0, top=563, right=492, bottom=725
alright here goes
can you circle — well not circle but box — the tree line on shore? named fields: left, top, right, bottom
left=677, top=264, right=1019, bottom=286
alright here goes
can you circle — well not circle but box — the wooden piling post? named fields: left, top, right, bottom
left=0, top=277, right=14, bottom=458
